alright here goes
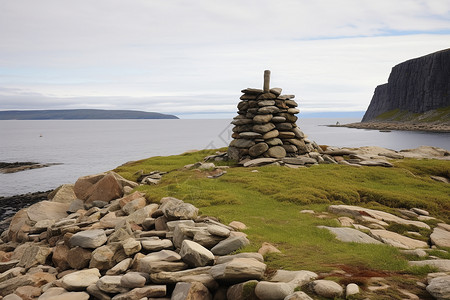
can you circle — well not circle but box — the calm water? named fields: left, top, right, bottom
left=1, top=118, right=449, bottom=197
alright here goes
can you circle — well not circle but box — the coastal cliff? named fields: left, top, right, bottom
left=362, top=48, right=450, bottom=124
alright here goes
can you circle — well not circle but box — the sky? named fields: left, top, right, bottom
left=0, top=1, right=449, bottom=119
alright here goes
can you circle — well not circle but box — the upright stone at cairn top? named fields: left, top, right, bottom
left=263, top=70, right=271, bottom=93
left=228, top=71, right=321, bottom=162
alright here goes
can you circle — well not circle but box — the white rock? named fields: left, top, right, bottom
left=311, top=280, right=343, bottom=298
left=346, top=283, right=360, bottom=298
left=60, top=268, right=101, bottom=291
left=270, top=270, right=318, bottom=286
left=426, top=275, right=450, bottom=300
left=70, top=229, right=107, bottom=249
left=180, top=240, right=215, bottom=267
left=255, top=281, right=294, bottom=300
left=284, top=291, right=314, bottom=300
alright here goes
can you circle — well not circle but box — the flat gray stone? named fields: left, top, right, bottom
left=370, top=229, right=428, bottom=249
left=431, top=227, right=450, bottom=248
left=318, top=226, right=382, bottom=244
left=70, top=229, right=107, bottom=249
left=409, top=260, right=450, bottom=272
left=426, top=275, right=450, bottom=300
left=211, top=236, right=250, bottom=256
left=243, top=158, right=279, bottom=167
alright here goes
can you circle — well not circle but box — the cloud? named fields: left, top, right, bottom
left=0, top=1, right=449, bottom=118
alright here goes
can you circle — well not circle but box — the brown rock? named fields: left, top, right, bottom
left=85, top=173, right=123, bottom=204
left=0, top=272, right=56, bottom=297
left=171, top=282, right=212, bottom=300
left=52, top=244, right=70, bottom=271
left=67, top=247, right=92, bottom=269
left=89, top=245, right=115, bottom=270
left=262, top=130, right=279, bottom=140
left=18, top=245, right=52, bottom=269
left=118, top=192, right=145, bottom=208
left=6, top=209, right=30, bottom=242
left=48, top=184, right=77, bottom=204
left=14, top=285, right=41, bottom=300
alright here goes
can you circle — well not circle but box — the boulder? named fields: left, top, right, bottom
left=171, top=282, right=212, bottom=300
left=122, top=197, right=146, bottom=215
left=70, top=229, right=107, bottom=249
left=328, top=205, right=430, bottom=229
left=211, top=236, right=250, bottom=255
left=409, top=260, right=450, bottom=272
left=318, top=226, right=382, bottom=244
left=150, top=267, right=217, bottom=290
left=210, top=258, right=266, bottom=282
left=126, top=204, right=158, bottom=225
left=311, top=280, right=343, bottom=298
left=369, top=229, right=428, bottom=249
left=180, top=240, right=215, bottom=267
left=426, top=275, right=450, bottom=300
left=27, top=201, right=70, bottom=223
left=60, top=268, right=101, bottom=291
left=75, top=172, right=123, bottom=204
left=255, top=281, right=294, bottom=300
left=48, top=184, right=77, bottom=203
left=430, top=226, right=450, bottom=248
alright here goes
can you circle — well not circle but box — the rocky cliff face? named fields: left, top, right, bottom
left=362, top=48, right=450, bottom=122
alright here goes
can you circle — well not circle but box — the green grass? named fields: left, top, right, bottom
left=114, top=149, right=450, bottom=276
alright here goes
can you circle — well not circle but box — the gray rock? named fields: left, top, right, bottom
left=149, top=267, right=217, bottom=290
left=160, top=197, right=198, bottom=220
left=70, top=229, right=107, bottom=249
left=318, top=226, right=382, bottom=244
left=97, top=275, right=128, bottom=294
left=4, top=294, right=22, bottom=300
left=270, top=270, right=318, bottom=286
left=311, top=280, right=343, bottom=298
left=258, top=100, right=276, bottom=107
left=26, top=200, right=70, bottom=222
left=253, top=114, right=273, bottom=124
left=139, top=261, right=188, bottom=273
left=141, top=239, right=173, bottom=251
left=267, top=146, right=286, bottom=158
left=120, top=272, right=146, bottom=288
left=275, top=122, right=293, bottom=131
left=166, top=220, right=195, bottom=231
left=211, top=236, right=250, bottom=255
left=193, top=231, right=223, bottom=248
left=89, top=245, right=115, bottom=270
left=270, top=88, right=282, bottom=96
left=216, top=253, right=264, bottom=265
left=243, top=158, right=280, bottom=167
left=207, top=224, right=230, bottom=237
left=253, top=123, right=276, bottom=134
left=210, top=258, right=266, bottom=282
left=171, top=282, right=212, bottom=300
left=271, top=116, right=286, bottom=123
left=249, top=143, right=269, bottom=157
left=369, top=229, right=428, bottom=249
left=266, top=138, right=283, bottom=146
left=180, top=240, right=215, bottom=267
left=282, top=157, right=316, bottom=165
left=60, top=268, right=101, bottom=291
left=409, top=260, right=450, bottom=272
left=285, top=99, right=298, bottom=107
left=230, top=139, right=256, bottom=148
left=239, top=132, right=263, bottom=139
left=255, top=281, right=294, bottom=300
left=0, top=260, right=20, bottom=273
left=258, top=106, right=280, bottom=114
left=426, top=275, right=450, bottom=300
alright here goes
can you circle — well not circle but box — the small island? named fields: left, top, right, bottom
left=0, top=109, right=179, bottom=120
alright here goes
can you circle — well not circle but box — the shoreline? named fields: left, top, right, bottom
left=330, top=122, right=450, bottom=133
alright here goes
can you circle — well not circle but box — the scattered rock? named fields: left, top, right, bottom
left=426, top=275, right=450, bottom=300
left=310, top=280, right=343, bottom=298
left=318, top=226, right=382, bottom=244
left=409, top=260, right=450, bottom=272
left=171, top=281, right=211, bottom=300
left=70, top=229, right=107, bottom=249
left=369, top=229, right=428, bottom=249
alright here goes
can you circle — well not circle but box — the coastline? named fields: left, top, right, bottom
left=330, top=121, right=450, bottom=133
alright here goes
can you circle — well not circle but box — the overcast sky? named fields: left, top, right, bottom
left=0, top=0, right=449, bottom=118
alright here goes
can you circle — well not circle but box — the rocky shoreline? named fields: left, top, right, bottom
left=331, top=122, right=450, bottom=133
left=0, top=162, right=62, bottom=174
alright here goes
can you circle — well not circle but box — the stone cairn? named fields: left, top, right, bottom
left=228, top=70, right=321, bottom=162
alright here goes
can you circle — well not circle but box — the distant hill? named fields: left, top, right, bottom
left=362, top=48, right=450, bottom=123
left=0, top=109, right=179, bottom=120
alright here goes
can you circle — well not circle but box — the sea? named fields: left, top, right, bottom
left=1, top=118, right=449, bottom=197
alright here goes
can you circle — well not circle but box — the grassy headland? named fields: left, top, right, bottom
left=114, top=148, right=449, bottom=294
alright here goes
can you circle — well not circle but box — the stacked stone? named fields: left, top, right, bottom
left=228, top=70, right=320, bottom=161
